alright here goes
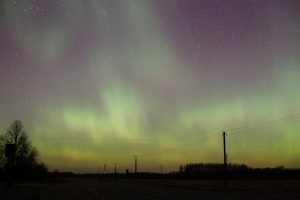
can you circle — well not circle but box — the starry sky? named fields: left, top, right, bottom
left=0, top=0, right=300, bottom=173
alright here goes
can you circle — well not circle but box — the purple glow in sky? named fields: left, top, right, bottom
left=0, top=0, right=300, bottom=172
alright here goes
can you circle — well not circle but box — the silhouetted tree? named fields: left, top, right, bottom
left=0, top=135, right=5, bottom=169
left=0, top=120, right=47, bottom=179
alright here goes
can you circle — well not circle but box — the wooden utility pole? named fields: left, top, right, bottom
left=134, top=155, right=138, bottom=174
left=114, top=163, right=117, bottom=180
left=103, top=163, right=107, bottom=175
left=223, top=131, right=228, bottom=188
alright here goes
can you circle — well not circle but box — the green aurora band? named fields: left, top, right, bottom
left=0, top=1, right=299, bottom=172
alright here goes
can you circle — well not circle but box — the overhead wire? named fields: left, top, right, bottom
left=227, top=114, right=299, bottom=131
left=229, top=119, right=300, bottom=135
left=139, top=134, right=218, bottom=157
left=30, top=113, right=300, bottom=162
left=226, top=114, right=300, bottom=134
left=225, top=114, right=300, bottom=166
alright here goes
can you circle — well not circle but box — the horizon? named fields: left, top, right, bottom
left=0, top=0, right=300, bottom=173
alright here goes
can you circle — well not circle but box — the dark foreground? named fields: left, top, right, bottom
left=1, top=178, right=300, bottom=200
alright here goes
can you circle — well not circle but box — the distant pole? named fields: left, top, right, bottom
left=160, top=164, right=163, bottom=174
left=114, top=163, right=117, bottom=180
left=98, top=166, right=101, bottom=179
left=103, top=163, right=107, bottom=175
left=223, top=131, right=228, bottom=188
left=134, top=155, right=138, bottom=174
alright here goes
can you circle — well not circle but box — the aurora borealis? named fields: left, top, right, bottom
left=0, top=0, right=300, bottom=173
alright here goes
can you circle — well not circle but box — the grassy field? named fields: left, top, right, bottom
left=1, top=179, right=300, bottom=200
left=132, top=179, right=300, bottom=192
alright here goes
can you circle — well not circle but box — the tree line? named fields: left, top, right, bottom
left=177, top=163, right=300, bottom=179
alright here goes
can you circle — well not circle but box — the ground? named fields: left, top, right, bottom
left=1, top=178, right=300, bottom=200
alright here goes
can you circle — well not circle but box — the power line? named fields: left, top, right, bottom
left=30, top=137, right=169, bottom=142
left=226, top=114, right=300, bottom=132
left=224, top=114, right=300, bottom=171
left=30, top=114, right=300, bottom=141
left=228, top=118, right=300, bottom=135
left=30, top=137, right=149, bottom=140
left=230, top=144, right=300, bottom=154
left=139, top=134, right=218, bottom=157
left=226, top=114, right=300, bottom=134
left=229, top=147, right=300, bottom=164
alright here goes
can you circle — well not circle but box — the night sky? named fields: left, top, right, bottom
left=0, top=0, right=300, bottom=173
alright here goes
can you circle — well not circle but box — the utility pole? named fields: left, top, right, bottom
left=134, top=155, right=138, bottom=174
left=160, top=164, right=163, bottom=174
left=222, top=131, right=228, bottom=188
left=114, top=163, right=117, bottom=181
left=103, top=163, right=107, bottom=175
left=114, top=163, right=117, bottom=174
left=98, top=166, right=101, bottom=179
